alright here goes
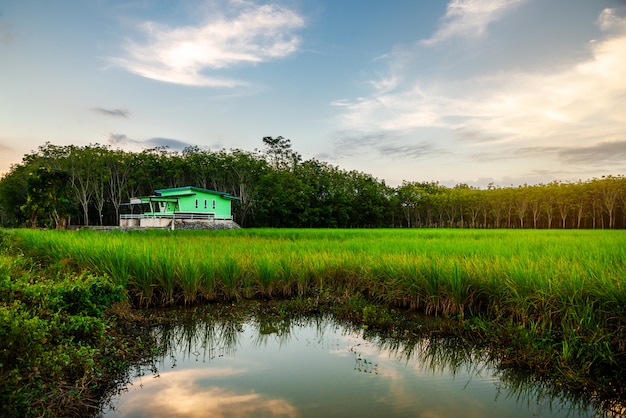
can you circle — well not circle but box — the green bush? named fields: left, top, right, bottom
left=55, top=274, right=125, bottom=317
left=0, top=251, right=130, bottom=417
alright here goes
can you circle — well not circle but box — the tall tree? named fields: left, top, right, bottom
left=224, top=149, right=266, bottom=227
left=600, top=176, right=620, bottom=229
left=87, top=145, right=111, bottom=226
left=528, top=185, right=543, bottom=229
left=513, top=185, right=529, bottom=228
left=397, top=181, right=421, bottom=228
left=182, top=146, right=219, bottom=190
left=21, top=167, right=74, bottom=229
left=65, top=145, right=96, bottom=226
left=0, top=164, right=30, bottom=226
left=107, top=148, right=132, bottom=224
left=261, top=136, right=301, bottom=171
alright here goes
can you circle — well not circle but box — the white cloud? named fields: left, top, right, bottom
left=112, top=1, right=305, bottom=86
left=334, top=9, right=626, bottom=161
left=597, top=7, right=626, bottom=32
left=117, top=368, right=298, bottom=418
left=421, top=0, right=527, bottom=46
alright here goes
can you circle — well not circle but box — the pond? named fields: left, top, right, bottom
left=101, top=315, right=602, bottom=418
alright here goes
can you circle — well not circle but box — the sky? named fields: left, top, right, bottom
left=1, top=0, right=625, bottom=188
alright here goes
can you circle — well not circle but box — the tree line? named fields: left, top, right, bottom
left=0, top=138, right=625, bottom=229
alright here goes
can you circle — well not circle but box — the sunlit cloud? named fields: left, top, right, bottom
left=112, top=1, right=305, bottom=86
left=114, top=368, right=298, bottom=418
left=333, top=8, right=626, bottom=170
left=597, top=7, right=626, bottom=32
left=420, top=0, right=527, bottom=46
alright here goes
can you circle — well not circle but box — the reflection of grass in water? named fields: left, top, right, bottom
left=134, top=309, right=599, bottom=416
left=153, top=318, right=243, bottom=364
left=251, top=317, right=293, bottom=349
left=496, top=368, right=603, bottom=418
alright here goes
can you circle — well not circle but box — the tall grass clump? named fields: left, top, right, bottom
left=253, top=255, right=282, bottom=297
left=215, top=255, right=244, bottom=300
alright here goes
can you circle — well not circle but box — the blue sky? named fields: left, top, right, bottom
left=1, top=0, right=625, bottom=187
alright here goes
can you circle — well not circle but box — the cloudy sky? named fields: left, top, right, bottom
left=1, top=0, right=625, bottom=187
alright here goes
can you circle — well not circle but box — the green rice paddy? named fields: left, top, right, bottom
left=4, top=228, right=626, bottom=405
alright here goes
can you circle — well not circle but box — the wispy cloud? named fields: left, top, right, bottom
left=108, top=133, right=137, bottom=147
left=333, top=130, right=449, bottom=161
left=333, top=7, right=626, bottom=170
left=92, top=107, right=130, bottom=118
left=378, top=142, right=441, bottom=159
left=597, top=7, right=626, bottom=31
left=111, top=1, right=305, bottom=86
left=504, top=139, right=626, bottom=165
left=559, top=140, right=626, bottom=164
left=107, top=133, right=192, bottom=150
left=0, top=140, right=11, bottom=151
left=420, top=0, right=527, bottom=46
left=147, top=137, right=192, bottom=150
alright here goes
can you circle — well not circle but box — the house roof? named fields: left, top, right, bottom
left=140, top=196, right=179, bottom=202
left=154, top=186, right=240, bottom=201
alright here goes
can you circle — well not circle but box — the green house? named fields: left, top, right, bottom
left=120, top=186, right=239, bottom=228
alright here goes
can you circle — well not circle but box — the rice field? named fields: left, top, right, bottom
left=4, top=227, right=626, bottom=399
left=6, top=228, right=625, bottom=312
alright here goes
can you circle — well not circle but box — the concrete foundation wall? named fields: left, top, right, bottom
left=140, top=218, right=173, bottom=228
left=119, top=218, right=140, bottom=227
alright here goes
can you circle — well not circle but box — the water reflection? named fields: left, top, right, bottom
left=114, top=369, right=297, bottom=418
left=102, top=315, right=603, bottom=418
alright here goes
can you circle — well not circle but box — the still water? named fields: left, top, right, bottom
left=102, top=315, right=600, bottom=418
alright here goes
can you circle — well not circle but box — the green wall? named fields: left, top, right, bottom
left=153, top=187, right=236, bottom=219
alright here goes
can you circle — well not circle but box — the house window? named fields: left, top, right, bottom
left=204, top=199, right=208, bottom=209
left=212, top=199, right=216, bottom=209
left=195, top=199, right=198, bottom=209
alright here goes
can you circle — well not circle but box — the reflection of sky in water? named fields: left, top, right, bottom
left=103, top=318, right=599, bottom=418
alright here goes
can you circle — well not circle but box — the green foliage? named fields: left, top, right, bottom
left=2, top=140, right=626, bottom=228
left=20, top=167, right=75, bottom=229
left=0, top=164, right=30, bottom=227
left=261, top=135, right=301, bottom=170
left=0, top=250, right=133, bottom=417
